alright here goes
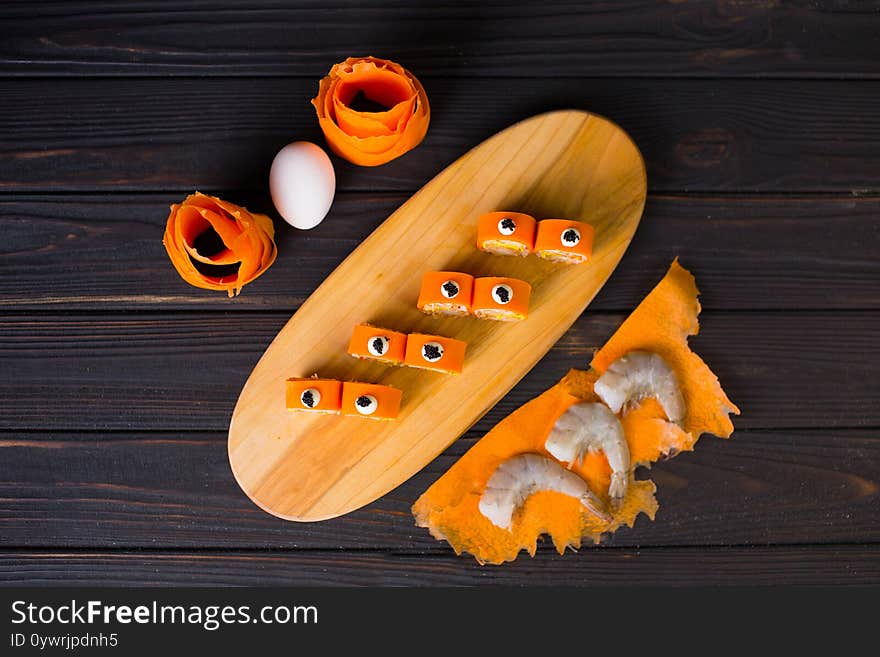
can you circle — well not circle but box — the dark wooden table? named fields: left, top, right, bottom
left=1, top=1, right=878, bottom=586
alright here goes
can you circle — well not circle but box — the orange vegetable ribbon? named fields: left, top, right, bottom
left=413, top=259, right=740, bottom=564
left=311, top=56, right=430, bottom=166
left=162, top=192, right=277, bottom=297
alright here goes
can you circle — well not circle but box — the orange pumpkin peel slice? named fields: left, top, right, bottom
left=413, top=259, right=739, bottom=564
left=163, top=192, right=277, bottom=297
left=312, top=56, right=430, bottom=166
left=593, top=258, right=739, bottom=462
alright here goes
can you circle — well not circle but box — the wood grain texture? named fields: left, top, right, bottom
left=2, top=545, right=878, bottom=586
left=2, top=0, right=878, bottom=586
left=0, top=311, right=876, bottom=433
left=3, top=1, right=879, bottom=78
left=2, top=77, right=880, bottom=193
left=0, top=429, right=877, bottom=549
left=229, top=110, right=647, bottom=520
left=1, top=193, right=878, bottom=311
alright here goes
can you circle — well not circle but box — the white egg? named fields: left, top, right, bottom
left=269, top=141, right=336, bottom=230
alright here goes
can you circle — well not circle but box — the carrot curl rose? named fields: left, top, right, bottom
left=311, top=56, right=430, bottom=166
left=163, top=192, right=277, bottom=297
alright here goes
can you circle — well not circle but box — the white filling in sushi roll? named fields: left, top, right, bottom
left=497, top=217, right=517, bottom=235
left=561, top=228, right=580, bottom=246
left=491, top=284, right=513, bottom=305
left=355, top=394, right=378, bottom=416
left=480, top=240, right=529, bottom=256
left=422, top=282, right=468, bottom=316
left=441, top=280, right=460, bottom=298
left=367, top=335, right=390, bottom=357
left=537, top=249, right=588, bottom=264
left=300, top=388, right=321, bottom=409
left=422, top=342, right=445, bottom=362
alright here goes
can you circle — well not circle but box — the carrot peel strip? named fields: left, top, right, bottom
left=592, top=258, right=740, bottom=460
left=162, top=192, right=277, bottom=297
left=413, top=260, right=739, bottom=564
left=312, top=56, right=430, bottom=166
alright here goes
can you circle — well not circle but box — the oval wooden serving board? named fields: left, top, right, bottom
left=229, top=110, right=647, bottom=521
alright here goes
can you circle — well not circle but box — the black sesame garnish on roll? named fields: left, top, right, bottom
left=423, top=344, right=443, bottom=361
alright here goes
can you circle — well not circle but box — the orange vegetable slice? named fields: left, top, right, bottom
left=592, top=258, right=739, bottom=461
left=476, top=211, right=537, bottom=256
left=417, top=271, right=475, bottom=317
left=162, top=192, right=277, bottom=297
left=472, top=277, right=531, bottom=321
left=347, top=323, right=408, bottom=365
left=412, top=369, right=657, bottom=564
left=534, top=219, right=594, bottom=264
left=412, top=259, right=739, bottom=564
left=285, top=378, right=343, bottom=414
left=341, top=382, right=402, bottom=420
left=404, top=333, right=467, bottom=374
left=311, top=56, right=430, bottom=167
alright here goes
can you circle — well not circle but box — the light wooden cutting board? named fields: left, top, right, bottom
left=228, top=109, right=647, bottom=521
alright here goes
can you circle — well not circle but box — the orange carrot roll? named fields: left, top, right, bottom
left=476, top=211, right=537, bottom=257
left=534, top=219, right=594, bottom=264
left=348, top=323, right=408, bottom=364
left=404, top=333, right=467, bottom=374
left=472, top=277, right=531, bottom=321
left=417, top=271, right=474, bottom=317
left=286, top=378, right=343, bottom=414
left=341, top=381, right=403, bottom=420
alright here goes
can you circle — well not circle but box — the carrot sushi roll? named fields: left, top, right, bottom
left=286, top=378, right=343, bottom=413
left=472, top=277, right=531, bottom=321
left=534, top=219, right=594, bottom=264
left=348, top=323, right=408, bottom=364
left=476, top=211, right=536, bottom=257
left=341, top=381, right=402, bottom=420
left=417, top=271, right=474, bottom=317
left=404, top=333, right=467, bottom=374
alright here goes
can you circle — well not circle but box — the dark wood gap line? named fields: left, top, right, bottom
left=4, top=73, right=880, bottom=82
left=2, top=308, right=878, bottom=317
left=0, top=428, right=227, bottom=437
left=4, top=185, right=880, bottom=196
left=1, top=425, right=877, bottom=438
left=1, top=541, right=878, bottom=555
left=2, top=190, right=880, bottom=201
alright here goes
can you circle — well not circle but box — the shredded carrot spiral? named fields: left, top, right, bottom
left=312, top=56, right=430, bottom=166
left=162, top=192, right=277, bottom=297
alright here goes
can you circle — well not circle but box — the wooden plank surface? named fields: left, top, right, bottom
left=2, top=545, right=878, bottom=586
left=2, top=77, right=880, bottom=193
left=0, top=311, right=876, bottom=432
left=1, top=193, right=878, bottom=311
left=228, top=109, right=648, bottom=522
left=3, top=1, right=880, bottom=79
left=2, top=1, right=878, bottom=586
left=0, top=429, right=876, bottom=549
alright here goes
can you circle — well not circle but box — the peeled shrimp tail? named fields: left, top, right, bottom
left=579, top=492, right=612, bottom=523
left=608, top=472, right=628, bottom=501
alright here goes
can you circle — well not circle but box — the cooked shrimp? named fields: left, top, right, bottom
left=478, top=453, right=611, bottom=530
left=545, top=402, right=630, bottom=499
left=594, top=351, right=685, bottom=423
